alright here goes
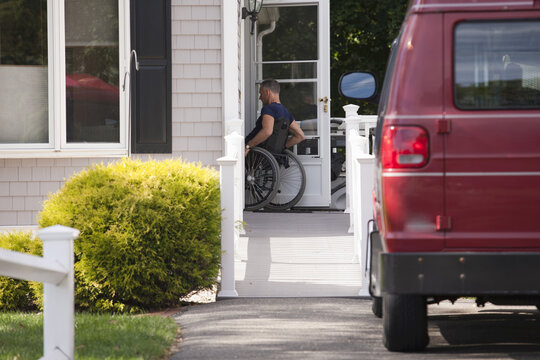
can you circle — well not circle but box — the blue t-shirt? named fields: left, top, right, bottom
left=246, top=102, right=294, bottom=143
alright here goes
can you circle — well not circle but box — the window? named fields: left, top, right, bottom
left=0, top=1, right=48, bottom=144
left=455, top=20, right=540, bottom=110
left=0, top=0, right=127, bottom=156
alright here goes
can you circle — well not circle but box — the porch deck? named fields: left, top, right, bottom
left=234, top=211, right=363, bottom=297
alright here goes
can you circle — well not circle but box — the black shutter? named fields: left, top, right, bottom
left=130, top=0, right=172, bottom=153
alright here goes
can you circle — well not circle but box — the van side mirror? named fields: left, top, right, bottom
left=338, top=72, right=377, bottom=103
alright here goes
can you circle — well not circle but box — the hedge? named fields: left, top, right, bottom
left=31, top=158, right=221, bottom=313
left=0, top=231, right=42, bottom=311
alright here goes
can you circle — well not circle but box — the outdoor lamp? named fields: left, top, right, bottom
left=242, top=0, right=264, bottom=35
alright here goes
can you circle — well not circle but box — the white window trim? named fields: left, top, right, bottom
left=0, top=0, right=130, bottom=158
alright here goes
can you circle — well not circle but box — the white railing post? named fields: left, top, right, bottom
left=355, top=156, right=375, bottom=297
left=217, top=127, right=244, bottom=298
left=38, top=225, right=79, bottom=360
left=216, top=156, right=240, bottom=298
left=343, top=105, right=361, bottom=233
left=345, top=113, right=377, bottom=297
left=342, top=104, right=378, bottom=234
left=225, top=130, right=245, bottom=236
left=349, top=130, right=368, bottom=261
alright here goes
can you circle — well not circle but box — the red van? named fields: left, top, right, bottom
left=339, top=0, right=540, bottom=352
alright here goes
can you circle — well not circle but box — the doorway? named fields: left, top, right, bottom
left=245, top=0, right=331, bottom=207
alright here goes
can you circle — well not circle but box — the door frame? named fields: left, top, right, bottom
left=243, top=0, right=331, bottom=207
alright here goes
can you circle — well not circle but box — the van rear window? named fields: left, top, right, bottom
left=454, top=20, right=540, bottom=110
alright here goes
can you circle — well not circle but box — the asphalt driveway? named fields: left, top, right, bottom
left=170, top=298, right=540, bottom=360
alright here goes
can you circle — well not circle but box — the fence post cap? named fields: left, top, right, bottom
left=343, top=104, right=360, bottom=117
left=38, top=225, right=80, bottom=241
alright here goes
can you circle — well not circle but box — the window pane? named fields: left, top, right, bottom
left=65, top=0, right=119, bottom=143
left=455, top=21, right=540, bottom=109
left=0, top=0, right=48, bottom=144
left=261, top=62, right=317, bottom=80
left=282, top=82, right=318, bottom=136
left=257, top=6, right=318, bottom=62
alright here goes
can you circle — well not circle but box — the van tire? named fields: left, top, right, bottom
left=383, top=294, right=428, bottom=352
left=372, top=296, right=383, bottom=318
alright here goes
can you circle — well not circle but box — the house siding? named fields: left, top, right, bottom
left=171, top=0, right=223, bottom=165
left=1, top=0, right=226, bottom=227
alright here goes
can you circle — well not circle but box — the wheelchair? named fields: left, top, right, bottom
left=245, top=117, right=306, bottom=211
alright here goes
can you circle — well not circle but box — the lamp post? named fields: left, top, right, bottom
left=242, top=0, right=264, bottom=35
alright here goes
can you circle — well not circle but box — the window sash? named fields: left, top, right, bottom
left=0, top=0, right=129, bottom=156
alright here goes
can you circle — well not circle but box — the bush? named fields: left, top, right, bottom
left=0, top=232, right=42, bottom=311
left=38, top=158, right=221, bottom=313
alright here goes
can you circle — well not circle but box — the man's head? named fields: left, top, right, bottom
left=259, top=79, right=280, bottom=106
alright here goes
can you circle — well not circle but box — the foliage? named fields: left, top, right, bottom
left=0, top=0, right=47, bottom=66
left=330, top=0, right=409, bottom=117
left=0, top=232, right=42, bottom=311
left=0, top=312, right=178, bottom=360
left=38, top=158, right=221, bottom=313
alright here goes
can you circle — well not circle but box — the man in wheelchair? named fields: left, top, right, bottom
left=245, top=79, right=305, bottom=155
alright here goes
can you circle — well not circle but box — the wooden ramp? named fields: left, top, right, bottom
left=235, top=212, right=363, bottom=297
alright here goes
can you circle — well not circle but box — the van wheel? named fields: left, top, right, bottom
left=383, top=294, right=429, bottom=352
left=372, top=296, right=383, bottom=318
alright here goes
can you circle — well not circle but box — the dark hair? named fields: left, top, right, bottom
left=260, top=79, right=280, bottom=94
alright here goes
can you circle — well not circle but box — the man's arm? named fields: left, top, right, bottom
left=285, top=120, right=305, bottom=148
left=246, top=114, right=274, bottom=148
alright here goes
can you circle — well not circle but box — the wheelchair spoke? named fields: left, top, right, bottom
left=244, top=147, right=279, bottom=211
left=267, top=149, right=306, bottom=211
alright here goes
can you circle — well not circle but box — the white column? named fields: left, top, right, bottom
left=38, top=225, right=79, bottom=360
left=217, top=157, right=239, bottom=298
left=222, top=1, right=241, bottom=138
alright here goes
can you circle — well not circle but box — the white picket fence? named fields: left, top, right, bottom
left=216, top=120, right=245, bottom=298
left=342, top=104, right=377, bottom=297
left=0, top=225, right=79, bottom=360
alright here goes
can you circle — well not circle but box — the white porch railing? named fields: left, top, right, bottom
left=343, top=105, right=376, bottom=297
left=216, top=121, right=244, bottom=298
left=341, top=105, right=377, bottom=234
left=0, top=225, right=79, bottom=360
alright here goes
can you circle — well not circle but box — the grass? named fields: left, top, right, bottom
left=0, top=312, right=178, bottom=360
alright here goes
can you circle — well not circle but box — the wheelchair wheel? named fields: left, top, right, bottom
left=266, top=149, right=306, bottom=211
left=245, top=147, right=280, bottom=211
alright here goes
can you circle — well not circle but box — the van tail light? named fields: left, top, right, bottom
left=381, top=126, right=429, bottom=169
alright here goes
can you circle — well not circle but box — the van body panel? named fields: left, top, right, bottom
left=386, top=14, right=444, bottom=117
left=409, top=0, right=539, bottom=14
left=442, top=11, right=540, bottom=249
left=377, top=13, right=446, bottom=253
left=381, top=175, right=445, bottom=252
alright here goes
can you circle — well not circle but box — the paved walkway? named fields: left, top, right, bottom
left=170, top=298, right=540, bottom=360
left=234, top=211, right=363, bottom=297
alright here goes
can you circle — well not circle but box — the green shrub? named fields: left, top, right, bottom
left=38, top=158, right=221, bottom=313
left=0, top=232, right=42, bottom=311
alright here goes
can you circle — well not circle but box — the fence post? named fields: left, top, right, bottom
left=225, top=131, right=245, bottom=236
left=343, top=105, right=362, bottom=233
left=216, top=156, right=239, bottom=298
left=349, top=130, right=368, bottom=260
left=38, top=225, right=79, bottom=360
left=355, top=156, right=375, bottom=297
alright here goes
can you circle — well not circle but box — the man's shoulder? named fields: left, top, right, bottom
left=262, top=103, right=291, bottom=118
